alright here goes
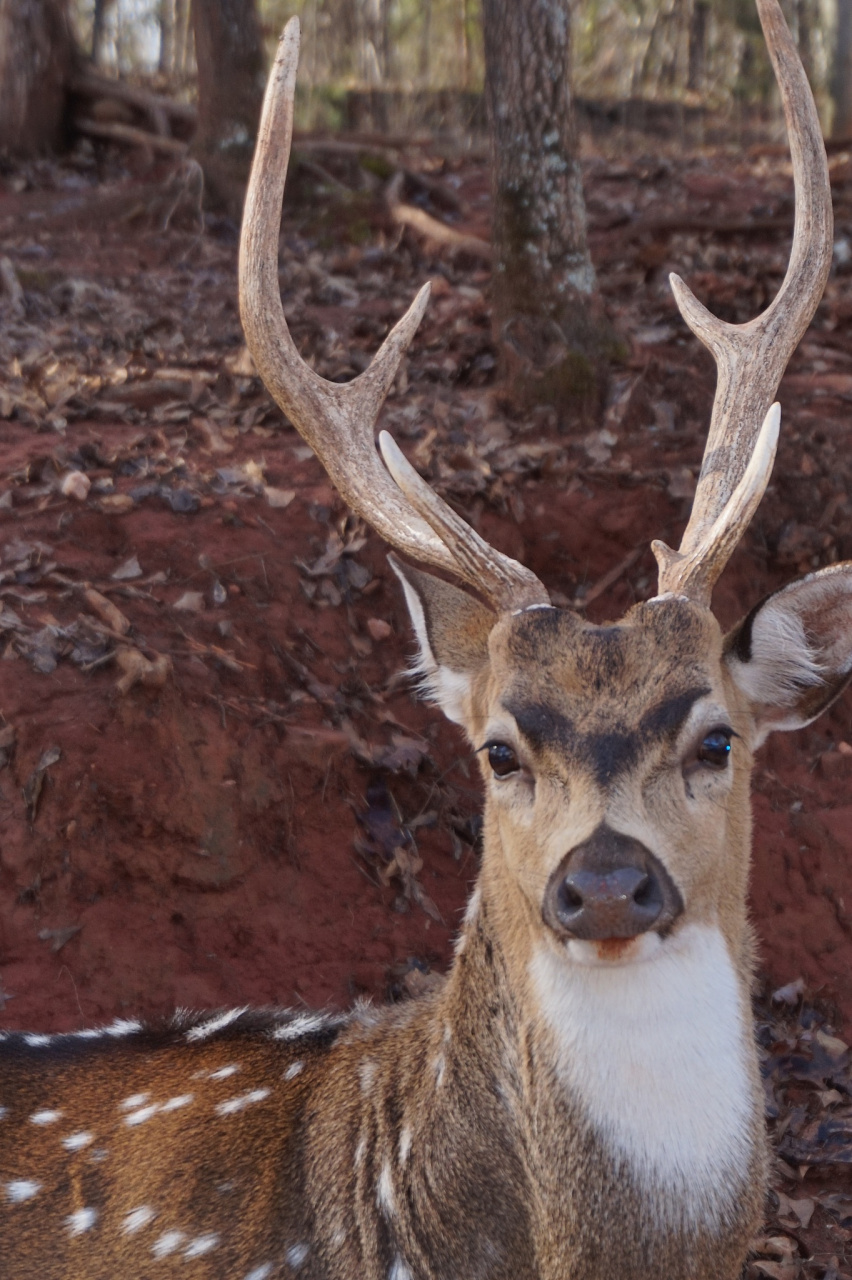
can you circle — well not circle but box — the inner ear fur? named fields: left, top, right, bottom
left=389, top=554, right=495, bottom=727
left=724, top=563, right=852, bottom=741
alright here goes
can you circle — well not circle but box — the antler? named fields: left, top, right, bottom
left=653, top=0, right=833, bottom=606
left=239, top=18, right=549, bottom=613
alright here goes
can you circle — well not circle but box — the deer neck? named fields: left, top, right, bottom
left=446, top=868, right=765, bottom=1241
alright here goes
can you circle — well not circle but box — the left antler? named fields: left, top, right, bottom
left=239, top=18, right=549, bottom=613
left=653, top=0, right=833, bottom=606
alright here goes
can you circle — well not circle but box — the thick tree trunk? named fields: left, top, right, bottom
left=191, top=0, right=264, bottom=216
left=0, top=0, right=75, bottom=154
left=833, top=0, right=852, bottom=137
left=481, top=0, right=617, bottom=424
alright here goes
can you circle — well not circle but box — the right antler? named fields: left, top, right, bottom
left=239, top=19, right=549, bottom=613
left=653, top=0, right=833, bottom=607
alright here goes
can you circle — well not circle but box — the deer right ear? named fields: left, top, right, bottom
left=389, top=555, right=496, bottom=727
left=724, top=563, right=852, bottom=746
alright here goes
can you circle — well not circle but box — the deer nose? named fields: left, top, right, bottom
left=543, top=825, right=683, bottom=941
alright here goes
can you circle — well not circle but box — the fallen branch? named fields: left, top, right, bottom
left=71, top=72, right=197, bottom=136
left=75, top=117, right=189, bottom=157
left=386, top=173, right=491, bottom=261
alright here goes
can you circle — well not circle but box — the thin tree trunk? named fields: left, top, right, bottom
left=833, top=0, right=852, bottom=137
left=191, top=0, right=264, bottom=215
left=91, top=0, right=114, bottom=66
left=174, top=0, right=191, bottom=77
left=159, top=0, right=176, bottom=76
left=0, top=0, right=75, bottom=154
left=688, top=0, right=710, bottom=92
left=481, top=0, right=617, bottom=423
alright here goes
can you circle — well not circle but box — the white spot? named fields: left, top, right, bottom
left=124, top=1104, right=159, bottom=1127
left=5, top=1180, right=41, bottom=1203
left=89, top=1148, right=108, bottom=1163
left=354, top=1136, right=367, bottom=1169
left=184, top=1234, right=219, bottom=1257
left=30, top=1109, right=62, bottom=1126
left=376, top=1161, right=395, bottom=1216
left=244, top=1266, right=273, bottom=1280
left=0, top=1106, right=7, bottom=1120
left=160, top=1093, right=194, bottom=1113
left=358, top=1059, right=377, bottom=1093
left=432, top=1054, right=446, bottom=1088
left=389, top=1259, right=412, bottom=1280
left=530, top=923, right=756, bottom=1229
left=209, top=1064, right=240, bottom=1080
left=62, top=1131, right=94, bottom=1151
left=123, top=1206, right=156, bottom=1234
left=186, top=1007, right=248, bottom=1042
left=272, top=1012, right=330, bottom=1041
left=152, top=1230, right=186, bottom=1257
left=285, top=1242, right=310, bottom=1270
left=215, top=1087, right=271, bottom=1116
left=23, top=1034, right=51, bottom=1048
left=330, top=1227, right=346, bottom=1248
left=74, top=1028, right=103, bottom=1040
left=120, top=1092, right=151, bottom=1111
left=398, top=1127, right=412, bottom=1165
left=66, top=1207, right=98, bottom=1235
left=284, top=1061, right=304, bottom=1081
left=105, top=1018, right=142, bottom=1037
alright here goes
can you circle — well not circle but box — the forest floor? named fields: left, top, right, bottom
left=2, top=123, right=852, bottom=1274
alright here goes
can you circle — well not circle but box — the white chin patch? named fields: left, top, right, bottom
left=565, top=933, right=663, bottom=967
left=531, top=923, right=756, bottom=1230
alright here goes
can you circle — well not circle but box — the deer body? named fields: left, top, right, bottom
left=4, top=0, right=852, bottom=1275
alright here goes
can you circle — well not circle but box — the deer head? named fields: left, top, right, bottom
left=239, top=1, right=852, bottom=999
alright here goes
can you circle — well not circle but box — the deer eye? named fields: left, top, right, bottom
left=697, top=728, right=733, bottom=769
left=486, top=742, right=520, bottom=778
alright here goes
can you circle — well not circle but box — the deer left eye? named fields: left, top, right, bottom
left=486, top=742, right=520, bottom=778
left=697, top=729, right=733, bottom=768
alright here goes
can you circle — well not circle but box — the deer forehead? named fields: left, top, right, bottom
left=480, top=600, right=728, bottom=757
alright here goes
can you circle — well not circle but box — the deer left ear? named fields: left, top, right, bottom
left=724, top=564, right=852, bottom=745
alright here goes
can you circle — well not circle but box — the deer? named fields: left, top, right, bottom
left=1, top=0, right=850, bottom=1276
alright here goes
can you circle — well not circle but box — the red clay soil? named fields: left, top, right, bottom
left=1, top=138, right=852, bottom=1041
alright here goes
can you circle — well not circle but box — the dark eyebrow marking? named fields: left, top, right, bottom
left=638, top=686, right=712, bottom=741
left=503, top=685, right=712, bottom=787
left=502, top=699, right=574, bottom=753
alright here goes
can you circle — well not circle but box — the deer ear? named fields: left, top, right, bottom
left=724, top=564, right=852, bottom=746
left=389, top=554, right=496, bottom=728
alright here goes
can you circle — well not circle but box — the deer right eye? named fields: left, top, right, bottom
left=487, top=742, right=520, bottom=778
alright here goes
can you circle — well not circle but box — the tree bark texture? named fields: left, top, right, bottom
left=833, top=0, right=852, bottom=137
left=191, top=0, right=264, bottom=214
left=0, top=0, right=75, bottom=154
left=481, top=0, right=616, bottom=423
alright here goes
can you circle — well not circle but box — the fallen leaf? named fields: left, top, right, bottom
left=264, top=486, right=295, bottom=509
left=60, top=471, right=91, bottom=501
left=174, top=591, right=204, bottom=612
left=111, top=554, right=142, bottom=581
left=22, top=745, right=61, bottom=821
left=114, top=647, right=172, bottom=695
left=82, top=587, right=130, bottom=635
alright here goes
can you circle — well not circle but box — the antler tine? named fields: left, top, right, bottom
left=239, top=18, right=549, bottom=613
left=653, top=0, right=832, bottom=606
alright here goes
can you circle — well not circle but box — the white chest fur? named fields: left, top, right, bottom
left=530, top=924, right=756, bottom=1228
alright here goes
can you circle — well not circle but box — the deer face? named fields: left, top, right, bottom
left=395, top=562, right=852, bottom=973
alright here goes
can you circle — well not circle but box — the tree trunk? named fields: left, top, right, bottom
left=90, top=0, right=114, bottom=66
left=833, top=0, right=852, bottom=137
left=0, top=0, right=75, bottom=154
left=174, top=0, right=191, bottom=77
left=481, top=0, right=617, bottom=424
left=159, top=0, right=176, bottom=76
left=191, top=0, right=264, bottom=216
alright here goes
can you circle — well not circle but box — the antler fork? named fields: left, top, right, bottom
left=652, top=0, right=833, bottom=606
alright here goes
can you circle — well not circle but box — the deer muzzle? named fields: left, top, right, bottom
left=543, top=825, right=683, bottom=942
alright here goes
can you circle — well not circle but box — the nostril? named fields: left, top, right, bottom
left=557, top=881, right=584, bottom=915
left=633, top=874, right=655, bottom=908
